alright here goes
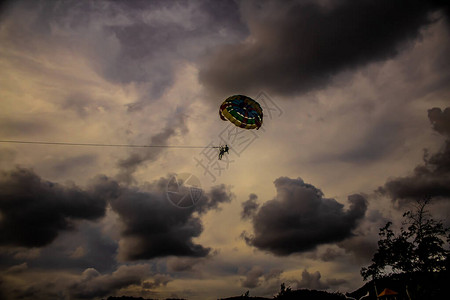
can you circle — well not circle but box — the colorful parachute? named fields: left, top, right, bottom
left=219, top=95, right=263, bottom=130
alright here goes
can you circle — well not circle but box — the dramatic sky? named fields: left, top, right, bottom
left=1, top=1, right=450, bottom=299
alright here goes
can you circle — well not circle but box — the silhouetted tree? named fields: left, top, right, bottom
left=361, top=198, right=449, bottom=281
left=275, top=283, right=292, bottom=299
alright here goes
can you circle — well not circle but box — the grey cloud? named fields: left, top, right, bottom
left=103, top=0, right=247, bottom=102
left=0, top=279, right=56, bottom=300
left=61, top=93, right=111, bottom=118
left=336, top=207, right=388, bottom=263
left=264, top=268, right=283, bottom=281
left=0, top=167, right=231, bottom=261
left=247, top=177, right=367, bottom=255
left=142, top=274, right=172, bottom=290
left=167, top=256, right=203, bottom=272
left=77, top=0, right=246, bottom=102
left=70, top=264, right=150, bottom=299
left=338, top=120, right=403, bottom=163
left=366, top=209, right=387, bottom=223
left=2, top=0, right=247, bottom=104
left=379, top=142, right=450, bottom=204
left=326, top=278, right=348, bottom=287
left=241, top=193, right=259, bottom=220
left=109, top=176, right=232, bottom=260
left=429, top=107, right=450, bottom=136
left=337, top=235, right=378, bottom=264
left=0, top=117, right=51, bottom=137
left=197, top=183, right=233, bottom=213
left=295, top=269, right=329, bottom=290
left=6, top=262, right=28, bottom=274
left=292, top=269, right=347, bottom=290
left=241, top=266, right=264, bottom=288
left=317, top=247, right=344, bottom=262
left=379, top=107, right=450, bottom=205
left=0, top=149, right=15, bottom=166
left=50, top=154, right=98, bottom=175
left=199, top=0, right=448, bottom=97
left=241, top=266, right=283, bottom=289
left=112, top=187, right=209, bottom=261
left=0, top=168, right=108, bottom=248
left=116, top=113, right=188, bottom=184
left=29, top=221, right=118, bottom=273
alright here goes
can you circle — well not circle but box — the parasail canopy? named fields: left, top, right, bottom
left=219, top=95, right=263, bottom=130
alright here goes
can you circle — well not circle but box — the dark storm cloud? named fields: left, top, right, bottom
left=2, top=0, right=247, bottom=104
left=246, top=177, right=367, bottom=255
left=379, top=107, right=450, bottom=205
left=116, top=113, right=188, bottom=184
left=108, top=176, right=233, bottom=260
left=333, top=209, right=387, bottom=263
left=241, top=193, right=259, bottom=220
left=199, top=0, right=449, bottom=97
left=429, top=107, right=450, bottom=136
left=0, top=166, right=231, bottom=260
left=29, top=222, right=118, bottom=273
left=111, top=185, right=210, bottom=260
left=103, top=0, right=247, bottom=102
left=0, top=168, right=107, bottom=248
left=197, top=183, right=233, bottom=213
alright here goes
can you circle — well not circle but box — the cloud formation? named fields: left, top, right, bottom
left=0, top=168, right=108, bottom=248
left=29, top=221, right=118, bottom=273
left=102, top=0, right=247, bottom=101
left=0, top=167, right=232, bottom=262
left=69, top=264, right=150, bottom=299
left=1, top=0, right=247, bottom=106
left=166, top=256, right=205, bottom=272
left=295, top=269, right=329, bottom=290
left=379, top=107, right=450, bottom=205
left=199, top=0, right=448, bottom=97
left=116, top=113, right=188, bottom=184
left=241, top=193, right=259, bottom=220
left=245, top=177, right=367, bottom=255
left=241, top=266, right=264, bottom=288
left=290, top=269, right=347, bottom=291
left=108, top=176, right=233, bottom=260
left=240, top=266, right=283, bottom=289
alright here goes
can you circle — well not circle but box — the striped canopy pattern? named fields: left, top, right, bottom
left=219, top=95, right=263, bottom=130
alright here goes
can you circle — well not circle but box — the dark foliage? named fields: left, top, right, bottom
left=220, top=284, right=346, bottom=300
left=361, top=199, right=449, bottom=280
left=360, top=198, right=449, bottom=300
left=350, top=271, right=449, bottom=300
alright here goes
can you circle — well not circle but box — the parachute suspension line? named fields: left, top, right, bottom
left=0, top=140, right=221, bottom=149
